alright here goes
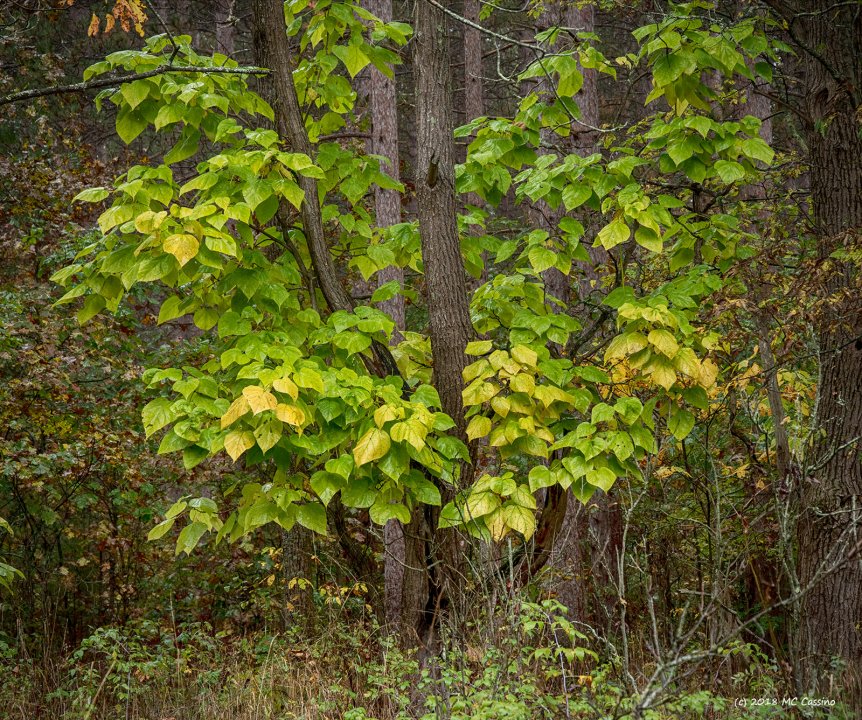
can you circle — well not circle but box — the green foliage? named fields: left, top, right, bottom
left=0, top=517, right=21, bottom=591
left=5, top=1, right=852, bottom=716
left=52, top=0, right=780, bottom=564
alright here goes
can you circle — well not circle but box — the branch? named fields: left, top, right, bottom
left=421, top=0, right=541, bottom=52
left=141, top=2, right=180, bottom=63
left=0, top=64, right=270, bottom=107
left=253, top=0, right=401, bottom=383
left=317, top=131, right=371, bottom=141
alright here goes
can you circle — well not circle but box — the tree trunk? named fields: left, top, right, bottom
left=253, top=0, right=400, bottom=382
left=365, top=0, right=405, bottom=335
left=463, top=0, right=483, bottom=130
left=789, top=0, right=862, bottom=708
left=362, top=0, right=410, bottom=633
left=461, top=0, right=489, bottom=295
left=215, top=0, right=236, bottom=56
left=281, top=525, right=315, bottom=634
left=410, top=0, right=473, bottom=650
left=252, top=0, right=354, bottom=315
left=413, top=0, right=472, bottom=439
left=555, top=6, right=623, bottom=631
left=521, top=0, right=584, bottom=616
left=519, top=2, right=622, bottom=626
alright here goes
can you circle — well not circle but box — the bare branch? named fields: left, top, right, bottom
left=0, top=64, right=270, bottom=108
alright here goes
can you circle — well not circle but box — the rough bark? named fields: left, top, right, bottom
left=567, top=2, right=606, bottom=304
left=520, top=0, right=581, bottom=613
left=256, top=0, right=468, bottom=647
left=253, top=0, right=353, bottom=314
left=518, top=2, right=622, bottom=626
left=365, top=0, right=406, bottom=335
left=281, top=525, right=315, bottom=634
left=361, top=0, right=411, bottom=632
left=410, top=0, right=473, bottom=650
left=459, top=0, right=488, bottom=288
left=785, top=0, right=862, bottom=707
left=744, top=75, right=791, bottom=483
left=254, top=0, right=419, bottom=637
left=413, top=0, right=473, bottom=437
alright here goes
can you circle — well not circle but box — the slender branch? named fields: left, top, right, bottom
left=141, top=2, right=179, bottom=63
left=424, top=0, right=618, bottom=136
left=318, top=131, right=372, bottom=141
left=253, top=0, right=401, bottom=383
left=422, top=0, right=541, bottom=52
left=0, top=64, right=270, bottom=107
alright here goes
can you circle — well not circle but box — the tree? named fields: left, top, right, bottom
left=361, top=0, right=409, bottom=632
left=765, top=0, right=862, bottom=706
left=50, top=2, right=793, bottom=664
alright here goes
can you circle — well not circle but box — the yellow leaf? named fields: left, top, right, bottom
left=466, top=415, right=492, bottom=441
left=134, top=210, right=166, bottom=233
left=87, top=13, right=100, bottom=37
left=648, top=329, right=679, bottom=358
left=273, top=376, right=299, bottom=400
left=504, top=503, right=536, bottom=540
left=390, top=420, right=426, bottom=451
left=491, top=395, right=511, bottom=418
left=466, top=490, right=498, bottom=519
left=510, top=373, right=535, bottom=394
left=697, top=358, right=719, bottom=388
left=275, top=403, right=305, bottom=426
left=243, top=386, right=277, bottom=415
left=518, top=415, right=535, bottom=434
left=465, top=340, right=493, bottom=355
left=104, top=13, right=116, bottom=33
left=462, top=379, right=500, bottom=406
left=224, top=430, right=255, bottom=461
left=295, top=367, right=324, bottom=393
left=604, top=332, right=648, bottom=362
left=645, top=355, right=677, bottom=390
left=511, top=344, right=538, bottom=368
left=534, top=385, right=575, bottom=408
left=353, top=428, right=391, bottom=466
left=596, top=218, right=630, bottom=250
left=535, top=426, right=555, bottom=443
left=485, top=508, right=509, bottom=541
left=164, top=233, right=199, bottom=267
left=373, top=404, right=400, bottom=427
left=673, top=347, right=701, bottom=377
left=220, top=396, right=250, bottom=429
left=254, top=417, right=281, bottom=452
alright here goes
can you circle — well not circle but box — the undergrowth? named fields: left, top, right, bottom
left=0, top=595, right=840, bottom=720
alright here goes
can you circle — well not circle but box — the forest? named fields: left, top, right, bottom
left=0, top=0, right=860, bottom=717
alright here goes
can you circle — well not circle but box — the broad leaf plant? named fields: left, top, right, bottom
left=53, top=1, right=777, bottom=556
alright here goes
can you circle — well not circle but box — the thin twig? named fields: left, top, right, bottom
left=141, top=4, right=179, bottom=63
